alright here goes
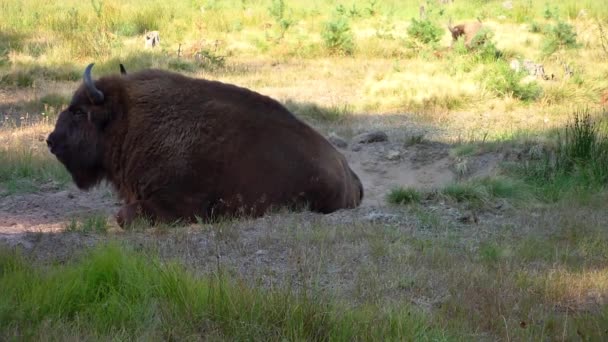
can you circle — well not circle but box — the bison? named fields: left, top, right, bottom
left=447, top=18, right=484, bottom=48
left=47, top=64, right=364, bottom=228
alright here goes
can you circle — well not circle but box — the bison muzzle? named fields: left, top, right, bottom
left=47, top=63, right=364, bottom=227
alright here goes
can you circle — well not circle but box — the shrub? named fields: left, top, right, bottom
left=267, top=0, right=294, bottom=41
left=469, top=27, right=502, bottom=62
left=542, top=21, right=579, bottom=56
left=321, top=16, right=355, bottom=55
left=483, top=61, right=543, bottom=102
left=407, top=18, right=442, bottom=45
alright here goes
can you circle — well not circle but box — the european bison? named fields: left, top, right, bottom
left=447, top=18, right=484, bottom=48
left=47, top=64, right=364, bottom=227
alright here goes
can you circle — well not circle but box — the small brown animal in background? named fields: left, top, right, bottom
left=46, top=64, right=364, bottom=228
left=447, top=18, right=483, bottom=48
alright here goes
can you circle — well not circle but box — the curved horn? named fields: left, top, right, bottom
left=83, top=63, right=104, bottom=104
left=119, top=63, right=127, bottom=75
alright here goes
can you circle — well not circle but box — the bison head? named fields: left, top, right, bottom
left=47, top=63, right=122, bottom=190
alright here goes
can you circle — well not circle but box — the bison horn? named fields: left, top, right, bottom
left=119, top=63, right=127, bottom=75
left=83, top=63, right=104, bottom=104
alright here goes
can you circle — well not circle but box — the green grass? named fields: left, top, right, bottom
left=0, top=242, right=456, bottom=341
left=510, top=109, right=608, bottom=202
left=439, top=175, right=530, bottom=208
left=65, top=214, right=109, bottom=233
left=0, top=144, right=71, bottom=196
left=387, top=186, right=422, bottom=205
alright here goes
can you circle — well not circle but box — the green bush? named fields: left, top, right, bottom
left=321, top=16, right=355, bottom=55
left=483, top=61, right=543, bottom=102
left=268, top=0, right=294, bottom=40
left=407, top=18, right=442, bottom=45
left=469, top=27, right=502, bottom=62
left=542, top=21, right=579, bottom=56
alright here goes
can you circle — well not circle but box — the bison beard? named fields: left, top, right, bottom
left=47, top=64, right=364, bottom=228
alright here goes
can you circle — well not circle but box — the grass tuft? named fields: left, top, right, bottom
left=65, top=214, right=109, bottom=234
left=513, top=109, right=608, bottom=201
left=387, top=187, right=422, bottom=205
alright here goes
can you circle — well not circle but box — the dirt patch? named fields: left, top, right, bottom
left=0, top=184, right=118, bottom=247
left=344, top=140, right=457, bottom=206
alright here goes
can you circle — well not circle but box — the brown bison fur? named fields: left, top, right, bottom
left=47, top=64, right=364, bottom=228
left=448, top=19, right=483, bottom=48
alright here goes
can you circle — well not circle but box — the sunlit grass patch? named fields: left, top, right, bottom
left=0, top=63, right=80, bottom=88
left=0, top=123, right=70, bottom=195
left=65, top=214, right=110, bottom=234
left=284, top=99, right=353, bottom=123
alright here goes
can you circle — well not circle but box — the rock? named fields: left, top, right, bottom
left=386, top=150, right=401, bottom=161
left=255, top=249, right=268, bottom=256
left=351, top=144, right=362, bottom=152
left=327, top=133, right=348, bottom=149
left=352, top=131, right=388, bottom=144
left=509, top=59, right=521, bottom=73
left=144, top=31, right=160, bottom=49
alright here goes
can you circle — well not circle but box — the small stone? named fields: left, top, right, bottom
left=351, top=144, right=362, bottom=152
left=67, top=193, right=75, bottom=199
left=352, top=131, right=388, bottom=144
left=327, top=133, right=348, bottom=149
left=255, top=249, right=268, bottom=256
left=386, top=150, right=401, bottom=160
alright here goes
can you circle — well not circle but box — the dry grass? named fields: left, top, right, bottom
left=0, top=121, right=69, bottom=195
